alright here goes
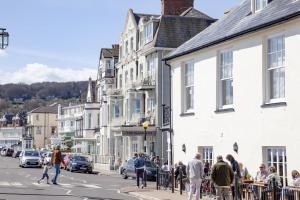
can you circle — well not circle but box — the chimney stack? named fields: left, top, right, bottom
left=161, top=0, right=194, bottom=16
left=112, top=44, right=119, bottom=50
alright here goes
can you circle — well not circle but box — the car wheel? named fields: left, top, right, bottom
left=122, top=170, right=128, bottom=179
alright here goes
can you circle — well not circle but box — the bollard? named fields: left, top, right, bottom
left=144, top=169, right=147, bottom=188
left=179, top=167, right=183, bottom=195
left=156, top=166, right=159, bottom=190
left=272, top=178, right=276, bottom=200
left=171, top=167, right=175, bottom=193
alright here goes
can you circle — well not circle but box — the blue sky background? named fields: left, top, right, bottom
left=0, top=0, right=241, bottom=84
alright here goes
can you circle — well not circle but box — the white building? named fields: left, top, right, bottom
left=57, top=103, right=84, bottom=150
left=0, top=127, right=24, bottom=149
left=164, top=0, right=300, bottom=185
left=101, top=0, right=215, bottom=168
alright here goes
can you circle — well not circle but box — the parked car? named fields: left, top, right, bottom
left=66, top=155, right=93, bottom=173
left=12, top=150, right=22, bottom=158
left=1, top=148, right=14, bottom=157
left=19, top=150, right=42, bottom=168
left=121, top=159, right=157, bottom=181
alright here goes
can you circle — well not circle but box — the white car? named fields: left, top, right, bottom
left=19, top=150, right=43, bottom=168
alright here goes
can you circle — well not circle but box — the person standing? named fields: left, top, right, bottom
left=187, top=153, right=204, bottom=200
left=226, top=154, right=241, bottom=199
left=51, top=146, right=64, bottom=185
left=134, top=153, right=145, bottom=188
left=211, top=156, right=234, bottom=200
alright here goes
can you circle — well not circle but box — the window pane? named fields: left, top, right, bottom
left=222, top=79, right=233, bottom=105
left=185, top=86, right=194, bottom=110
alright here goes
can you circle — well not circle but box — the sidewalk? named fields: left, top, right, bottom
left=121, top=185, right=216, bottom=200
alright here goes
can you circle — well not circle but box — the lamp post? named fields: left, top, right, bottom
left=0, top=28, right=9, bottom=49
left=143, top=121, right=149, bottom=154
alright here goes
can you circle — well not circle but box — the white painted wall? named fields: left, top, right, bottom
left=170, top=19, right=300, bottom=182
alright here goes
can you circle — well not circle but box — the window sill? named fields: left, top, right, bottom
left=215, top=108, right=235, bottom=113
left=261, top=102, right=287, bottom=108
left=180, top=112, right=195, bottom=117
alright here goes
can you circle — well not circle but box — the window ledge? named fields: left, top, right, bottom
left=215, top=108, right=235, bottom=113
left=261, top=102, right=287, bottom=108
left=180, top=112, right=195, bottom=117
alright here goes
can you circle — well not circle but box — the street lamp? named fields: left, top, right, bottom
left=143, top=121, right=149, bottom=153
left=0, top=28, right=9, bottom=49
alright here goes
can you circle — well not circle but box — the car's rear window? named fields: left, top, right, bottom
left=25, top=151, right=39, bottom=157
left=73, top=156, right=88, bottom=161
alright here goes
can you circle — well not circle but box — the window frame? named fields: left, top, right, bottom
left=198, top=146, right=214, bottom=166
left=253, top=0, right=268, bottom=12
left=218, top=49, right=234, bottom=109
left=264, top=33, right=286, bottom=104
left=144, top=22, right=153, bottom=44
left=181, top=60, right=195, bottom=113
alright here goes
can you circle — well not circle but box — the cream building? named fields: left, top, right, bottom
left=164, top=0, right=300, bottom=185
left=27, top=104, right=58, bottom=149
left=98, top=0, right=215, bottom=168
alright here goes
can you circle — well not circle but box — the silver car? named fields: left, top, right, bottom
left=19, top=150, right=43, bottom=168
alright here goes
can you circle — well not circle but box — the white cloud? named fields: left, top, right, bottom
left=0, top=63, right=97, bottom=84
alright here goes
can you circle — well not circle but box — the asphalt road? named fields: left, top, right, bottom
left=0, top=156, right=138, bottom=200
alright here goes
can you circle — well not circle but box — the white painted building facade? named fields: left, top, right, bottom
left=166, top=0, right=300, bottom=185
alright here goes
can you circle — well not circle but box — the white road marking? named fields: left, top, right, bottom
left=66, top=190, right=72, bottom=195
left=25, top=174, right=30, bottom=178
left=59, top=183, right=73, bottom=188
left=11, top=182, right=24, bottom=187
left=82, top=180, right=87, bottom=183
left=82, top=184, right=102, bottom=189
left=0, top=182, right=10, bottom=186
left=32, top=182, right=50, bottom=187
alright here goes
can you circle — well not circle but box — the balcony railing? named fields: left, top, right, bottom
left=107, top=88, right=122, bottom=96
left=135, top=76, right=156, bottom=90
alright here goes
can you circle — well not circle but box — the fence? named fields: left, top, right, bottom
left=156, top=167, right=175, bottom=193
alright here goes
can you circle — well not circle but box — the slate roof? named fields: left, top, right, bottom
left=30, top=104, right=58, bottom=114
left=164, top=0, right=300, bottom=60
left=153, top=15, right=216, bottom=48
left=101, top=48, right=119, bottom=58
left=180, top=7, right=215, bottom=20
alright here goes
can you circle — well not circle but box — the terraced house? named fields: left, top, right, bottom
left=95, top=0, right=216, bottom=169
left=164, top=0, right=300, bottom=185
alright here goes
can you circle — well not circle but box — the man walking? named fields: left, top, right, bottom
left=51, top=145, right=64, bottom=185
left=187, top=153, right=204, bottom=200
left=211, top=156, right=234, bottom=200
left=134, top=153, right=145, bottom=188
left=226, top=154, right=241, bottom=199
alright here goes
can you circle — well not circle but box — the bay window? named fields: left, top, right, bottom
left=144, top=22, right=153, bottom=44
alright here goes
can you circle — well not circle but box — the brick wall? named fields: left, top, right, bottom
left=161, top=0, right=194, bottom=16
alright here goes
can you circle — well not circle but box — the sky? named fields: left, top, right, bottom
left=0, top=0, right=241, bottom=84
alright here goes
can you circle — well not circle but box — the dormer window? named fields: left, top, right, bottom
left=144, top=22, right=153, bottom=44
left=253, top=0, right=268, bottom=12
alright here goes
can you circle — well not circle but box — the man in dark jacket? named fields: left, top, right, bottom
left=226, top=154, right=241, bottom=199
left=134, top=153, right=145, bottom=188
left=211, top=156, right=234, bottom=200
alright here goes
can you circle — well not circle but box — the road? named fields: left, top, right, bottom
left=0, top=156, right=139, bottom=200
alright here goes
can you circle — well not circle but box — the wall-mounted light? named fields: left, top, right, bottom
left=233, top=142, right=238, bottom=154
left=182, top=144, right=186, bottom=153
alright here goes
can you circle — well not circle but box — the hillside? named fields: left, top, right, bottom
left=0, top=81, right=89, bottom=115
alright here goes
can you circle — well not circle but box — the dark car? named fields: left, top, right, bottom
left=66, top=155, right=93, bottom=173
left=4, top=148, right=14, bottom=157
left=12, top=150, right=22, bottom=158
left=121, top=159, right=157, bottom=181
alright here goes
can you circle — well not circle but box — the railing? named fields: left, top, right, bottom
left=107, top=88, right=122, bottom=96
left=135, top=77, right=156, bottom=89
left=156, top=167, right=175, bottom=193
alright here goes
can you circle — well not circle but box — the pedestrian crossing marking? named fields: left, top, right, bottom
left=32, top=182, right=50, bottom=187
left=0, top=182, right=10, bottom=186
left=0, top=181, right=103, bottom=189
left=82, top=184, right=102, bottom=189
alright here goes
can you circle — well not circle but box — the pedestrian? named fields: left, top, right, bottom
left=226, top=154, right=242, bottom=199
left=154, top=155, right=161, bottom=167
left=239, top=162, right=251, bottom=181
left=175, top=161, right=187, bottom=191
left=291, top=170, right=300, bottom=187
left=204, top=161, right=210, bottom=177
left=134, top=153, right=145, bottom=189
left=253, top=163, right=268, bottom=199
left=51, top=145, right=64, bottom=185
left=37, top=161, right=51, bottom=184
left=211, top=155, right=234, bottom=200
left=161, top=161, right=170, bottom=189
left=187, top=153, right=204, bottom=200
left=264, top=166, right=282, bottom=187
